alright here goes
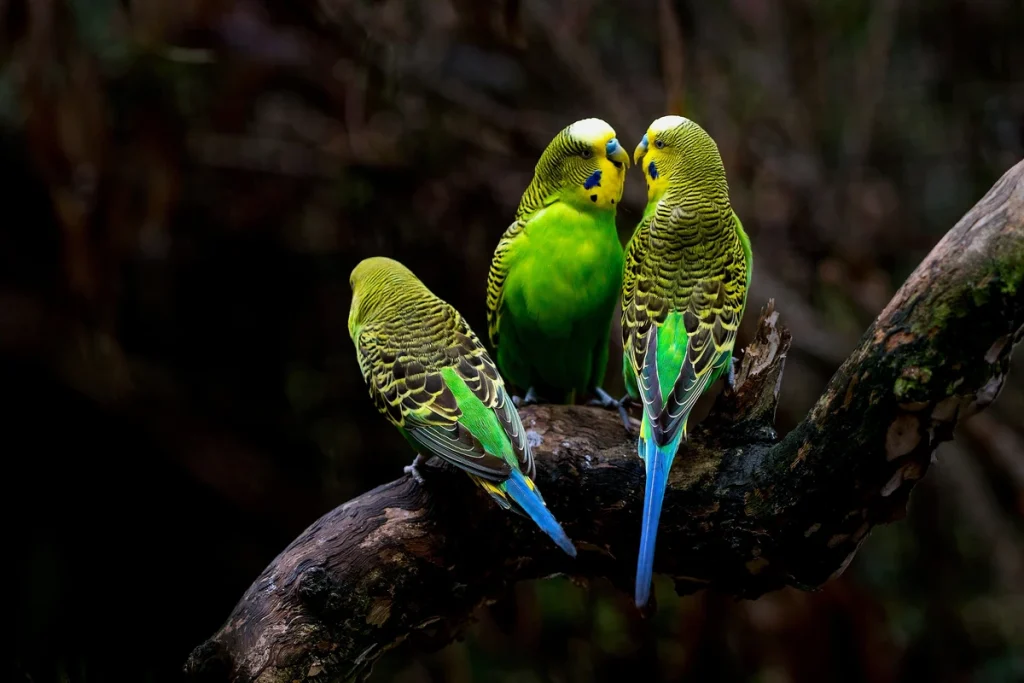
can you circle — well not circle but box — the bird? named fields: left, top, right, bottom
left=485, top=117, right=632, bottom=430
left=621, top=115, right=753, bottom=607
left=348, top=256, right=577, bottom=557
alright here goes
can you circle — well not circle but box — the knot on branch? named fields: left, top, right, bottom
left=298, top=565, right=349, bottom=618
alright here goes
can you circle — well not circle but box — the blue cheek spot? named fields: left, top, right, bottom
left=583, top=170, right=602, bottom=190
left=648, top=161, right=659, bottom=180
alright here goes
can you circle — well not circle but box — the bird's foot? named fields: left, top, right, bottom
left=588, top=387, right=635, bottom=434
left=520, top=386, right=545, bottom=406
left=403, top=453, right=428, bottom=485
left=724, top=356, right=738, bottom=391
left=511, top=387, right=544, bottom=408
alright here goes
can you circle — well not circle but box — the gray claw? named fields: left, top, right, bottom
left=591, top=387, right=635, bottom=434
left=725, top=356, right=738, bottom=391
left=404, top=453, right=428, bottom=485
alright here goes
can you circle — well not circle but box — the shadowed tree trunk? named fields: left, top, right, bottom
left=184, top=159, right=1024, bottom=683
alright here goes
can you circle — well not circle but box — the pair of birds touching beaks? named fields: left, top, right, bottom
left=348, top=115, right=753, bottom=609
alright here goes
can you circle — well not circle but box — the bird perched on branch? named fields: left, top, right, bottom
left=621, top=116, right=753, bottom=607
left=348, top=256, right=576, bottom=557
left=485, top=118, right=631, bottom=429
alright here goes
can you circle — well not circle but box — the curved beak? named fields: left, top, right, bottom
left=633, top=133, right=649, bottom=166
left=605, top=137, right=630, bottom=168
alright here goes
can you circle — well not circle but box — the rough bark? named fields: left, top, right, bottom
left=184, top=159, right=1024, bottom=683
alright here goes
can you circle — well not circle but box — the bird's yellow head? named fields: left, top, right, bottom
left=348, top=256, right=419, bottom=338
left=633, top=115, right=727, bottom=203
left=520, top=117, right=630, bottom=218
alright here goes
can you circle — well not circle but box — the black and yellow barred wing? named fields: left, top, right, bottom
left=621, top=207, right=748, bottom=445
left=355, top=300, right=534, bottom=481
left=485, top=218, right=526, bottom=352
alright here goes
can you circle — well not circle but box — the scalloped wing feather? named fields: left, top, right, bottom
left=356, top=304, right=533, bottom=481
left=485, top=219, right=526, bottom=352
left=621, top=206, right=748, bottom=446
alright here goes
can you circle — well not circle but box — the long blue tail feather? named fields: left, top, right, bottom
left=635, top=423, right=682, bottom=607
left=504, top=469, right=577, bottom=558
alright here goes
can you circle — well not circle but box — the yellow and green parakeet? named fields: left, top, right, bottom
left=621, top=116, right=753, bottom=607
left=348, top=256, right=576, bottom=557
left=485, top=118, right=631, bottom=428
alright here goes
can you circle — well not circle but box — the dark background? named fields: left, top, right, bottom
left=3, top=0, right=1023, bottom=681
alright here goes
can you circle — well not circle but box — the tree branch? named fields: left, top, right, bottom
left=184, top=159, right=1024, bottom=683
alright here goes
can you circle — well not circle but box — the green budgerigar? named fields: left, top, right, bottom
left=348, top=256, right=576, bottom=557
left=621, top=116, right=753, bottom=607
left=486, top=118, right=631, bottom=426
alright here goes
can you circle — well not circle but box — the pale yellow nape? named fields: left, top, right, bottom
left=347, top=256, right=417, bottom=339
left=566, top=117, right=628, bottom=211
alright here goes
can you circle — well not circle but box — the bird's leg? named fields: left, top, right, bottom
left=588, top=387, right=634, bottom=434
left=725, top=356, right=738, bottom=391
left=512, top=387, right=543, bottom=407
left=521, top=386, right=543, bottom=406
left=403, top=453, right=428, bottom=485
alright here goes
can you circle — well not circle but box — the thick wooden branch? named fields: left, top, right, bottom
left=184, top=159, right=1024, bottom=683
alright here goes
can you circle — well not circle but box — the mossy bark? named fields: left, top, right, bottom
left=184, top=159, right=1024, bottom=683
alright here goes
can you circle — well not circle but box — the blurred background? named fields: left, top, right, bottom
left=3, top=0, right=1023, bottom=681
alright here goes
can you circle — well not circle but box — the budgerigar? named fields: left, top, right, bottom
left=348, top=256, right=576, bottom=557
left=621, top=116, right=753, bottom=607
left=485, top=118, right=631, bottom=428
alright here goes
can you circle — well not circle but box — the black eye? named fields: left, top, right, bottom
left=654, top=139, right=665, bottom=149
left=580, top=149, right=593, bottom=159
